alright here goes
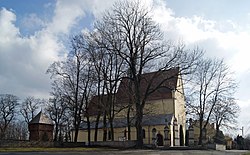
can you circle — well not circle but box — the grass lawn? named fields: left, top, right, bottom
left=0, top=147, right=103, bottom=152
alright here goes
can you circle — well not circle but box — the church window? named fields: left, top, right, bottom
left=124, top=129, right=127, bottom=138
left=108, top=130, right=111, bottom=140
left=152, top=128, right=157, bottom=138
left=142, top=129, right=146, bottom=139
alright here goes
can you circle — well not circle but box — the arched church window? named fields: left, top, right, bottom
left=124, top=129, right=127, bottom=138
left=108, top=130, right=111, bottom=140
left=152, top=128, right=156, bottom=139
left=142, top=129, right=146, bottom=139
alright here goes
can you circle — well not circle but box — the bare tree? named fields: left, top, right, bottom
left=20, top=96, right=41, bottom=124
left=4, top=120, right=27, bottom=140
left=47, top=35, right=96, bottom=142
left=209, top=62, right=238, bottom=134
left=186, top=58, right=237, bottom=145
left=0, top=94, right=19, bottom=139
left=87, top=31, right=126, bottom=141
left=93, top=1, right=201, bottom=147
left=70, top=34, right=99, bottom=144
left=47, top=55, right=83, bottom=142
left=212, top=97, right=239, bottom=133
left=46, top=93, right=68, bottom=142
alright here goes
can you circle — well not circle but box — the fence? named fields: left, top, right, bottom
left=90, top=140, right=137, bottom=148
left=0, top=140, right=85, bottom=148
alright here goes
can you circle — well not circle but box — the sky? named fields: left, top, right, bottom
left=1, top=0, right=250, bottom=136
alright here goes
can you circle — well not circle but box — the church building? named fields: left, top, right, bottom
left=74, top=68, right=186, bottom=146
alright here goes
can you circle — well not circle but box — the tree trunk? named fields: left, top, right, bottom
left=127, top=75, right=133, bottom=141
left=74, top=121, right=80, bottom=142
left=94, top=113, right=100, bottom=142
left=198, top=117, right=203, bottom=145
left=110, top=96, right=115, bottom=141
left=73, top=56, right=80, bottom=143
left=135, top=104, right=143, bottom=148
left=74, top=127, right=79, bottom=142
left=74, top=110, right=82, bottom=143
left=216, top=123, right=220, bottom=134
left=103, top=113, right=107, bottom=141
left=127, top=105, right=131, bottom=140
left=87, top=116, right=91, bottom=145
left=54, top=124, right=59, bottom=141
left=110, top=118, right=114, bottom=141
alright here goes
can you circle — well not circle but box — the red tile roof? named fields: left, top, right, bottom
left=86, top=94, right=108, bottom=116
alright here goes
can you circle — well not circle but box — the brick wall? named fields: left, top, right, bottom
left=28, top=124, right=54, bottom=141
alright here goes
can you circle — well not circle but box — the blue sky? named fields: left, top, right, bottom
left=167, top=0, right=250, bottom=21
left=1, top=0, right=250, bottom=136
left=1, top=0, right=54, bottom=34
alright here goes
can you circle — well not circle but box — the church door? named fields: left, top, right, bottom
left=156, top=133, right=163, bottom=146
left=179, top=125, right=184, bottom=146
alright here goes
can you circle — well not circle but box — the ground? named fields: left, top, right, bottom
left=0, top=149, right=249, bottom=155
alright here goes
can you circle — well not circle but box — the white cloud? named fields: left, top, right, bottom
left=47, top=0, right=86, bottom=34
left=0, top=8, right=64, bottom=99
left=0, top=0, right=112, bottom=99
left=148, top=1, right=250, bottom=75
left=237, top=99, right=250, bottom=136
left=0, top=8, right=20, bottom=43
left=0, top=0, right=102, bottom=99
left=46, top=0, right=116, bottom=35
left=21, top=13, right=46, bottom=32
left=87, top=0, right=116, bottom=19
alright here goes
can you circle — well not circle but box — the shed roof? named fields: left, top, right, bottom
left=29, top=111, right=53, bottom=125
